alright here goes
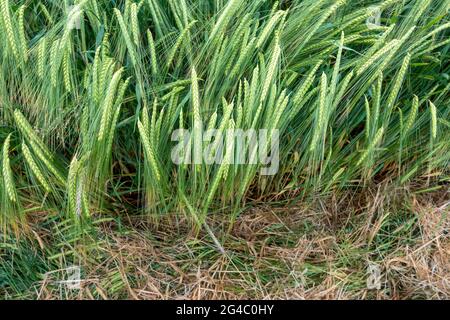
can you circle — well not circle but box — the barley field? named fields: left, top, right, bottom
left=0, top=0, right=449, bottom=300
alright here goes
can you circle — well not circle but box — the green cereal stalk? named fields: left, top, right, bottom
left=207, top=112, right=218, bottom=132
left=330, top=32, right=345, bottom=98
left=98, top=58, right=113, bottom=98
left=155, top=108, right=165, bottom=144
left=141, top=105, right=150, bottom=137
left=208, top=99, right=232, bottom=160
left=150, top=98, right=158, bottom=145
left=204, top=136, right=234, bottom=213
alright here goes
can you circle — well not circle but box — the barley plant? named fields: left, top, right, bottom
left=0, top=0, right=449, bottom=299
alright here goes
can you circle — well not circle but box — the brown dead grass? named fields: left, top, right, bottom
left=36, top=187, right=449, bottom=300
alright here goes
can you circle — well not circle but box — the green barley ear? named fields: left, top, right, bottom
left=404, top=95, right=419, bottom=134
left=209, top=0, right=242, bottom=44
left=271, top=92, right=289, bottom=129
left=31, top=142, right=65, bottom=185
left=191, top=67, right=203, bottom=166
left=229, top=37, right=256, bottom=78
left=13, top=110, right=65, bottom=185
left=63, top=49, right=72, bottom=93
left=67, top=155, right=80, bottom=221
left=256, top=10, right=285, bottom=49
left=296, top=0, right=346, bottom=51
left=137, top=120, right=161, bottom=182
left=365, top=96, right=371, bottom=139
left=22, top=142, right=51, bottom=193
left=131, top=3, right=140, bottom=45
left=114, top=8, right=137, bottom=66
left=101, top=32, right=110, bottom=60
left=50, top=39, right=60, bottom=88
left=429, top=101, right=437, bottom=140
left=166, top=20, right=197, bottom=68
left=146, top=30, right=159, bottom=75
left=290, top=60, right=322, bottom=119
left=98, top=67, right=124, bottom=141
left=358, top=24, right=396, bottom=69
left=0, top=0, right=19, bottom=61
left=357, top=127, right=385, bottom=167
left=332, top=70, right=353, bottom=109
left=38, top=2, right=53, bottom=25
left=222, top=119, right=235, bottom=181
left=2, top=134, right=17, bottom=203
left=149, top=98, right=158, bottom=146
left=386, top=53, right=410, bottom=113
left=92, top=46, right=101, bottom=103
left=330, top=32, right=345, bottom=98
left=13, top=110, right=51, bottom=158
left=18, top=5, right=27, bottom=62
left=261, top=37, right=281, bottom=103
left=310, top=73, right=328, bottom=152
left=357, top=40, right=399, bottom=76
left=37, top=37, right=47, bottom=79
